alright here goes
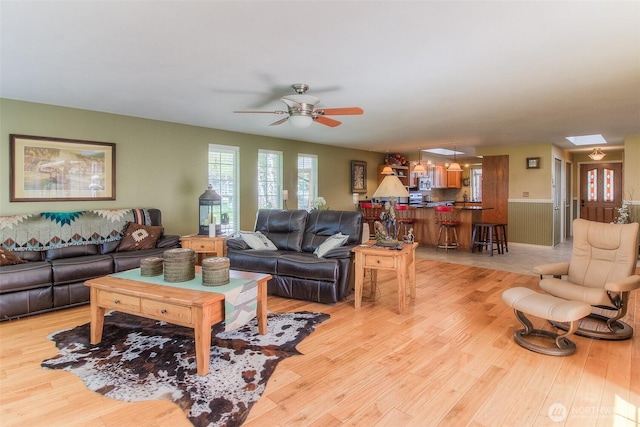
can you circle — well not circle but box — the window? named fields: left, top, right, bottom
left=297, top=154, right=317, bottom=210
left=604, top=168, right=614, bottom=202
left=258, top=150, right=283, bottom=209
left=588, top=169, right=597, bottom=202
left=471, top=168, right=483, bottom=202
left=207, top=144, right=239, bottom=235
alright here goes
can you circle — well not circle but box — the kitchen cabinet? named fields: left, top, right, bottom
left=378, top=165, right=409, bottom=187
left=447, top=171, right=462, bottom=188
left=408, top=162, right=429, bottom=188
left=432, top=165, right=447, bottom=188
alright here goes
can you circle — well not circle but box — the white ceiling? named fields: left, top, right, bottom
left=1, top=1, right=639, bottom=158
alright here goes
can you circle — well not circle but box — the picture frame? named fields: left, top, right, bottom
left=526, top=157, right=540, bottom=169
left=351, top=160, right=367, bottom=193
left=10, top=134, right=116, bottom=202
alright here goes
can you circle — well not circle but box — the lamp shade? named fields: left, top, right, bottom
left=372, top=175, right=410, bottom=199
left=447, top=162, right=463, bottom=172
left=380, top=165, right=394, bottom=175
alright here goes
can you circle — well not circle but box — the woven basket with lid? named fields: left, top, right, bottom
left=140, top=257, right=163, bottom=276
left=163, top=248, right=196, bottom=282
left=201, top=257, right=230, bottom=286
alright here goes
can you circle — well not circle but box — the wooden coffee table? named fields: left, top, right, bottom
left=85, top=269, right=271, bottom=376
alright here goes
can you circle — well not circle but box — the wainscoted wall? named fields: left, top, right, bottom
left=508, top=200, right=554, bottom=246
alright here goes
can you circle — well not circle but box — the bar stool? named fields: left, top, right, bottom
left=435, top=206, right=460, bottom=252
left=360, top=202, right=383, bottom=238
left=395, top=205, right=417, bottom=239
left=471, top=223, right=505, bottom=256
left=495, top=223, right=508, bottom=253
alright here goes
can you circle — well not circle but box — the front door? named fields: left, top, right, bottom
left=580, top=162, right=623, bottom=223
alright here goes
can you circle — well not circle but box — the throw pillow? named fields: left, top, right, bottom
left=314, top=232, right=349, bottom=258
left=239, top=231, right=278, bottom=251
left=0, top=247, right=26, bottom=266
left=116, top=223, right=163, bottom=252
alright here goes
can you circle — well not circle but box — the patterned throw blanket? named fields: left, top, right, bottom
left=0, top=208, right=151, bottom=252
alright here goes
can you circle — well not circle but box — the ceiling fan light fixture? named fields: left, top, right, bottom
left=289, top=114, right=313, bottom=128
left=588, top=147, right=606, bottom=161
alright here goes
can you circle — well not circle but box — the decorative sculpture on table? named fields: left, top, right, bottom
left=380, top=200, right=398, bottom=239
left=402, top=227, right=414, bottom=244
left=373, top=219, right=400, bottom=247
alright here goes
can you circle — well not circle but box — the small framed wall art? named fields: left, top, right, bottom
left=526, top=157, right=540, bottom=169
left=351, top=160, right=367, bottom=193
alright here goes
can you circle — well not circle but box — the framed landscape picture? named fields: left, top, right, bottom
left=10, top=134, right=116, bottom=201
left=351, top=160, right=367, bottom=193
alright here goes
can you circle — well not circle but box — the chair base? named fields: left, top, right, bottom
left=549, top=313, right=634, bottom=341
left=514, top=328, right=577, bottom=357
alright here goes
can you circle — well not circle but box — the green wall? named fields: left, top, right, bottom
left=0, top=99, right=383, bottom=235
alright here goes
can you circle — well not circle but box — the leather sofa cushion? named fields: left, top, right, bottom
left=277, top=253, right=339, bottom=282
left=12, top=250, right=44, bottom=262
left=50, top=255, right=114, bottom=285
left=46, top=244, right=99, bottom=261
left=226, top=250, right=281, bottom=275
left=112, top=247, right=172, bottom=272
left=255, top=209, right=307, bottom=252
left=302, top=210, right=363, bottom=253
left=270, top=275, right=340, bottom=304
left=0, top=261, right=53, bottom=293
left=54, top=282, right=90, bottom=308
left=0, top=287, right=53, bottom=320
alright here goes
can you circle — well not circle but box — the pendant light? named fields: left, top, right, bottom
left=447, top=142, right=462, bottom=172
left=588, top=147, right=606, bottom=161
left=413, top=148, right=426, bottom=173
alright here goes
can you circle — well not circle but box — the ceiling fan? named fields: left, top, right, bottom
left=234, top=83, right=364, bottom=128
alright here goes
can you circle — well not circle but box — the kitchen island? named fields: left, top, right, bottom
left=410, top=205, right=493, bottom=251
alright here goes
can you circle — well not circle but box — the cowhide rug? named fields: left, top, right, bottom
left=42, top=311, right=330, bottom=427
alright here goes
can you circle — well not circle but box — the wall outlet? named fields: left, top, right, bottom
left=523, top=192, right=529, bottom=197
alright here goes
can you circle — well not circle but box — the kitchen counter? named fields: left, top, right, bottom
left=410, top=205, right=492, bottom=250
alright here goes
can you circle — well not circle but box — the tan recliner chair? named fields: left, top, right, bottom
left=534, top=218, right=640, bottom=340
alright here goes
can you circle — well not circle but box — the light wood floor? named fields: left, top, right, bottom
left=1, top=260, right=638, bottom=427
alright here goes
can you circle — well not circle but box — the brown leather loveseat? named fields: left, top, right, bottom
left=227, top=209, right=363, bottom=304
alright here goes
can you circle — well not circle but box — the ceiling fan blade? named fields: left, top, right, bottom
left=315, top=107, right=364, bottom=116
left=269, top=117, right=289, bottom=126
left=233, top=110, right=287, bottom=114
left=315, top=116, right=342, bottom=127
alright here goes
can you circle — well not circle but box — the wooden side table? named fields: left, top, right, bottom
left=180, top=234, right=227, bottom=265
left=352, top=241, right=418, bottom=314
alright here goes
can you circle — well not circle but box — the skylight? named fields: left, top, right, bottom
left=565, top=134, right=607, bottom=146
left=423, top=148, right=464, bottom=156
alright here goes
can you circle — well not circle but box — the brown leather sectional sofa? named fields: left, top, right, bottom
left=0, top=208, right=179, bottom=320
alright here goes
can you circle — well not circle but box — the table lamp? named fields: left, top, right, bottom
left=371, top=175, right=409, bottom=241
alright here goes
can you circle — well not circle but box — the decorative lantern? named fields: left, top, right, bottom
left=199, top=184, right=222, bottom=236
